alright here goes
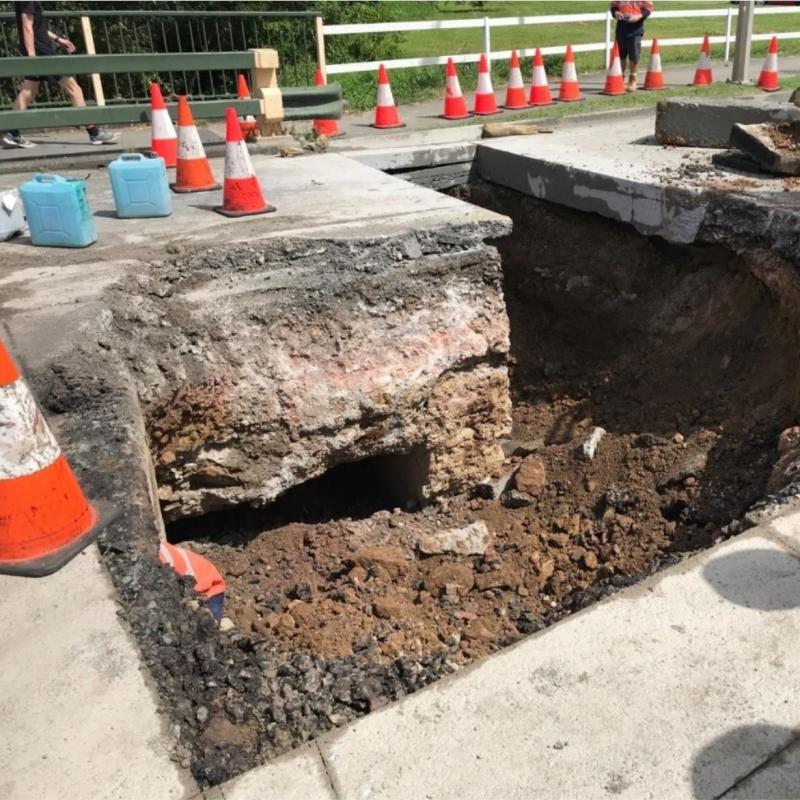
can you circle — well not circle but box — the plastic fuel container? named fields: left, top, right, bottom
left=108, top=152, right=172, bottom=218
left=19, top=174, right=96, bottom=248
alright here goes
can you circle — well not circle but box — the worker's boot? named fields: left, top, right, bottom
left=627, top=71, right=638, bottom=92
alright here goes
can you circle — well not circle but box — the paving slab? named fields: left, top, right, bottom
left=220, top=744, right=335, bottom=800
left=318, top=531, right=800, bottom=800
left=0, top=547, right=192, bottom=800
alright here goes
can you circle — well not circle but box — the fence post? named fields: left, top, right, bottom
left=314, top=15, right=327, bottom=80
left=482, top=16, right=491, bottom=59
left=250, top=48, right=284, bottom=136
left=731, top=0, right=755, bottom=83
left=604, top=11, right=611, bottom=67
left=724, top=5, right=733, bottom=64
left=79, top=16, right=105, bottom=107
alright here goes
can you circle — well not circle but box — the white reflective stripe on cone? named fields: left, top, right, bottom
left=178, top=125, right=207, bottom=160
left=159, top=542, right=175, bottom=567
left=698, top=53, right=711, bottom=69
left=376, top=82, right=395, bottom=107
left=176, top=546, right=195, bottom=578
left=507, top=67, right=524, bottom=88
left=151, top=108, right=176, bottom=140
left=649, top=54, right=662, bottom=72
left=224, top=139, right=256, bottom=180
left=446, top=75, right=462, bottom=98
left=0, top=378, right=61, bottom=480
left=533, top=64, right=548, bottom=86
left=563, top=61, right=578, bottom=82
left=608, top=58, right=623, bottom=77
left=476, top=71, right=494, bottom=94
left=764, top=52, right=778, bottom=71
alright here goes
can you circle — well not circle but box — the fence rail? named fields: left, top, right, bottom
left=322, top=5, right=800, bottom=76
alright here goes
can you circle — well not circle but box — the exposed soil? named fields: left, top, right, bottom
left=169, top=184, right=799, bottom=673
left=768, top=121, right=800, bottom=154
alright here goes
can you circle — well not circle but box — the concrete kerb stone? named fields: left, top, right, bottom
left=655, top=96, right=800, bottom=148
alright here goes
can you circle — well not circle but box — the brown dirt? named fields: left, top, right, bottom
left=767, top=121, right=800, bottom=154
left=170, top=185, right=800, bottom=673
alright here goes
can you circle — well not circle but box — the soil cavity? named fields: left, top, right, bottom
left=173, top=185, right=797, bottom=668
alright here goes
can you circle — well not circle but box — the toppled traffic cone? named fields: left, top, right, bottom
left=215, top=107, right=275, bottom=217
left=529, top=48, right=553, bottom=107
left=757, top=36, right=780, bottom=92
left=0, top=341, right=103, bottom=577
left=473, top=53, right=499, bottom=116
left=503, top=50, right=527, bottom=110
left=313, top=68, right=343, bottom=137
left=149, top=82, right=177, bottom=167
left=172, top=96, right=220, bottom=193
left=602, top=42, right=626, bottom=96
left=236, top=73, right=258, bottom=142
left=442, top=57, right=470, bottom=120
left=558, top=45, right=583, bottom=102
left=159, top=542, right=226, bottom=623
left=644, top=39, right=664, bottom=90
left=693, top=36, right=713, bottom=86
left=373, top=64, right=403, bottom=129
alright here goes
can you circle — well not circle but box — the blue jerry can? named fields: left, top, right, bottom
left=19, top=173, right=97, bottom=248
left=108, top=152, right=172, bottom=219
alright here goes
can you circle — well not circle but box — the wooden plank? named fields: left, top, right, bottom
left=80, top=16, right=105, bottom=107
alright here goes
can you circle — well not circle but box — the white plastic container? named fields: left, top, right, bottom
left=0, top=189, right=25, bottom=241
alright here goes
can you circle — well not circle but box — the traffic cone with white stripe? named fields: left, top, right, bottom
left=644, top=39, right=664, bottom=90
left=215, top=107, right=275, bottom=217
left=237, top=74, right=258, bottom=142
left=373, top=64, right=403, bottom=129
left=602, top=42, right=626, bottom=95
left=149, top=82, right=177, bottom=167
left=504, top=50, right=528, bottom=109
left=693, top=36, right=713, bottom=86
left=558, top=44, right=583, bottom=102
left=442, top=57, right=470, bottom=120
left=757, top=36, right=780, bottom=92
left=313, top=69, right=343, bottom=137
left=529, top=48, right=554, bottom=107
left=0, top=341, right=104, bottom=576
left=473, top=53, right=499, bottom=115
left=172, top=96, right=220, bottom=193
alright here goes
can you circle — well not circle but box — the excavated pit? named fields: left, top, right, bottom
left=111, top=181, right=800, bottom=786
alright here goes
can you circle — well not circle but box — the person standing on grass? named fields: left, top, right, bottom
left=2, top=1, right=119, bottom=148
left=610, top=0, right=654, bottom=92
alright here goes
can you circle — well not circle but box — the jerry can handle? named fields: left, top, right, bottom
left=119, top=152, right=145, bottom=162
left=32, top=173, right=65, bottom=184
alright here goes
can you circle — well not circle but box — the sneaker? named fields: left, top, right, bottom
left=89, top=128, right=120, bottom=145
left=2, top=132, right=35, bottom=149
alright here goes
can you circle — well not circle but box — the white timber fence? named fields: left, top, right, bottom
left=316, top=5, right=800, bottom=79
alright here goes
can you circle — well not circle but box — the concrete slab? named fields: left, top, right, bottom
left=318, top=532, right=800, bottom=800
left=220, top=744, right=335, bottom=800
left=0, top=547, right=192, bottom=800
left=722, top=735, right=800, bottom=799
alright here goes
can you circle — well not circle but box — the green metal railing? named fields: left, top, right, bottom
left=0, top=52, right=342, bottom=130
left=0, top=9, right=320, bottom=107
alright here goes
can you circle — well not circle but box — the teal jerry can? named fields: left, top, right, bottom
left=19, top=173, right=96, bottom=248
left=108, top=152, right=172, bottom=218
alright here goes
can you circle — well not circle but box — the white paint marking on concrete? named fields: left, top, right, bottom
left=318, top=533, right=800, bottom=800
left=220, top=743, right=336, bottom=800
left=0, top=547, right=192, bottom=800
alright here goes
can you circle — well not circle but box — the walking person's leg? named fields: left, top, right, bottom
left=2, top=79, right=40, bottom=148
left=627, top=36, right=643, bottom=91
left=58, top=76, right=119, bottom=144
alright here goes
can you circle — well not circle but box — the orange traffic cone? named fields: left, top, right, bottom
left=504, top=50, right=528, bottom=109
left=757, top=36, right=780, bottom=92
left=0, top=341, right=104, bottom=577
left=313, top=69, right=343, bottom=137
left=558, top=44, right=583, bottom=102
left=643, top=39, right=664, bottom=90
left=236, top=74, right=258, bottom=142
left=215, top=107, right=275, bottom=217
left=693, top=36, right=713, bottom=86
left=172, top=96, right=220, bottom=193
left=529, top=48, right=553, bottom=107
left=373, top=64, right=403, bottom=129
left=602, top=42, right=626, bottom=96
left=473, top=53, right=499, bottom=115
left=149, top=83, right=177, bottom=167
left=442, top=57, right=470, bottom=120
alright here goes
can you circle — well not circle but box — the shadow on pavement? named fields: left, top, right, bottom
left=702, top=548, right=800, bottom=610
left=691, top=724, right=799, bottom=799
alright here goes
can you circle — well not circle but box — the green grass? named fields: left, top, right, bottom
left=338, top=1, right=800, bottom=109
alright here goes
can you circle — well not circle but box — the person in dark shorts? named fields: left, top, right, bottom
left=3, top=1, right=119, bottom=148
left=610, top=1, right=654, bottom=92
